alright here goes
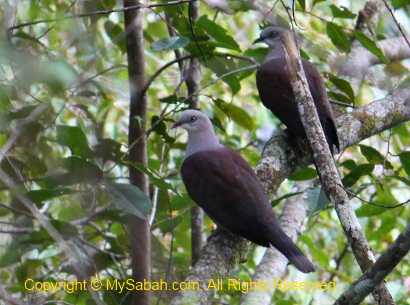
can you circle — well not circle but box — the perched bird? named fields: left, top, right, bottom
left=254, top=26, right=340, bottom=154
left=172, top=110, right=315, bottom=273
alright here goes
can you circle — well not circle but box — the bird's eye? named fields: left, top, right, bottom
left=190, top=116, right=197, bottom=122
left=269, top=31, right=277, bottom=38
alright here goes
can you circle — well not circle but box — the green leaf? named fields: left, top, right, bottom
left=391, top=0, right=408, bottom=10
left=104, top=20, right=126, bottom=53
left=93, top=138, right=124, bottom=164
left=297, top=0, right=306, bottom=10
left=57, top=125, right=93, bottom=159
left=213, top=99, right=253, bottom=130
left=329, top=5, right=356, bottom=19
left=342, top=163, right=374, bottom=187
left=304, top=187, right=331, bottom=213
left=399, top=151, right=410, bottom=176
left=327, top=74, right=355, bottom=103
left=26, top=189, right=76, bottom=203
left=151, top=36, right=189, bottom=52
left=205, top=56, right=241, bottom=95
left=159, top=94, right=188, bottom=104
left=45, top=157, right=102, bottom=188
left=355, top=203, right=387, bottom=217
left=151, top=115, right=175, bottom=144
left=50, top=219, right=79, bottom=238
left=128, top=162, right=175, bottom=191
left=326, top=23, right=350, bottom=52
left=288, top=167, right=318, bottom=181
left=352, top=31, right=389, bottom=64
left=106, top=183, right=152, bottom=219
left=312, top=0, right=326, bottom=8
left=359, top=145, right=393, bottom=169
left=196, top=15, right=241, bottom=51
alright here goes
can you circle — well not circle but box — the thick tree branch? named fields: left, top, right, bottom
left=124, top=2, right=151, bottom=305
left=334, top=223, right=410, bottom=305
left=281, top=28, right=394, bottom=304
left=255, top=88, right=410, bottom=195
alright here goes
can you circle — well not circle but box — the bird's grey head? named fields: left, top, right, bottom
left=172, top=110, right=222, bottom=157
left=253, top=26, right=285, bottom=48
left=171, top=110, right=213, bottom=133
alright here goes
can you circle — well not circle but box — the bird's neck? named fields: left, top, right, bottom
left=265, top=46, right=286, bottom=62
left=185, top=132, right=223, bottom=158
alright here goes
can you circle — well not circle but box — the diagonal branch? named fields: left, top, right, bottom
left=281, top=28, right=395, bottom=304
left=334, top=223, right=410, bottom=305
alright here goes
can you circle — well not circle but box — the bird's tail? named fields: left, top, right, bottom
left=270, top=234, right=315, bottom=274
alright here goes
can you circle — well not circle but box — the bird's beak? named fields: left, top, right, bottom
left=171, top=121, right=182, bottom=129
left=252, top=37, right=264, bottom=44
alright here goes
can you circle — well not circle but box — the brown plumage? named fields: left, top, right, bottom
left=254, top=26, right=340, bottom=154
left=172, top=110, right=315, bottom=273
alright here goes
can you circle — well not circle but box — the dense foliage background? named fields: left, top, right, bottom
left=0, top=1, right=409, bottom=304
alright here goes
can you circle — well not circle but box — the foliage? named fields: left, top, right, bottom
left=0, top=1, right=409, bottom=305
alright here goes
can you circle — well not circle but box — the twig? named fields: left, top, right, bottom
left=8, top=0, right=198, bottom=32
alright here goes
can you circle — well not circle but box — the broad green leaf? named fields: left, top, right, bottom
left=104, top=20, right=126, bottom=53
left=196, top=15, right=241, bottom=52
left=312, top=0, right=326, bottom=8
left=329, top=5, right=357, bottom=19
left=151, top=36, right=189, bottom=52
left=93, top=138, right=124, bottom=164
left=340, top=159, right=357, bottom=170
left=128, top=162, right=175, bottom=191
left=50, top=219, right=79, bottom=238
left=352, top=31, right=389, bottom=64
left=326, top=23, right=350, bottom=53
left=156, top=213, right=183, bottom=234
left=205, top=56, right=241, bottom=95
left=391, top=0, right=408, bottom=10
left=45, top=157, right=102, bottom=188
left=342, top=163, right=374, bottom=187
left=355, top=203, right=388, bottom=217
left=359, top=144, right=393, bottom=169
left=288, top=167, right=318, bottom=181
left=213, top=99, right=253, bottom=130
left=297, top=0, right=306, bottom=10
left=151, top=115, right=175, bottom=144
left=26, top=189, right=76, bottom=203
left=327, top=74, right=355, bottom=103
left=57, top=125, right=93, bottom=159
left=398, top=151, right=410, bottom=176
left=106, top=183, right=152, bottom=219
left=304, top=187, right=331, bottom=213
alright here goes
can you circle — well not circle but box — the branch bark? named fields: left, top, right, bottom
left=334, top=223, right=410, bottom=305
left=281, top=28, right=394, bottom=304
left=185, top=0, right=204, bottom=267
left=124, top=2, right=151, bottom=305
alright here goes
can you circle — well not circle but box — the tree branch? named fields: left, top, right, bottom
left=281, top=28, right=395, bottom=304
left=334, top=223, right=410, bottom=305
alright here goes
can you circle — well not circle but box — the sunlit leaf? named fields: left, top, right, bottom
left=326, top=23, right=350, bottom=52
left=352, top=31, right=389, bottom=64
left=288, top=167, right=318, bottom=181
left=213, top=99, right=253, bottom=130
left=329, top=5, right=356, bottom=19
left=342, top=163, right=374, bottom=187
left=398, top=151, right=410, bottom=176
